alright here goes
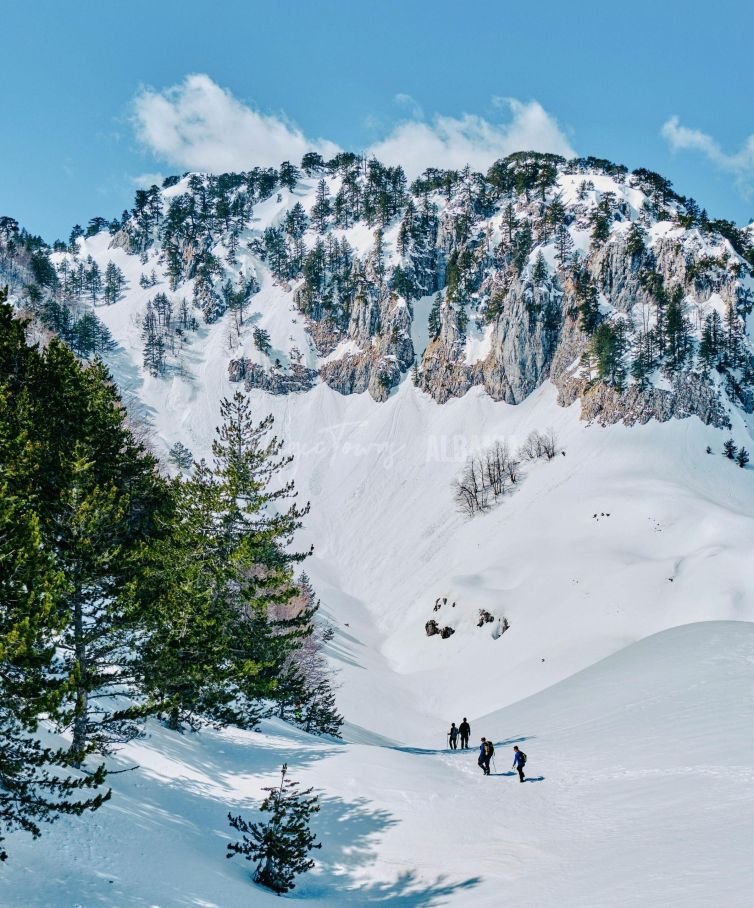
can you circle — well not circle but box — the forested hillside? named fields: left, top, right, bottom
left=0, top=292, right=340, bottom=862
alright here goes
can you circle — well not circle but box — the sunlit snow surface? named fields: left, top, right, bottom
left=4, top=195, right=754, bottom=905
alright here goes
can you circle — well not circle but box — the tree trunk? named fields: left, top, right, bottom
left=70, top=595, right=88, bottom=764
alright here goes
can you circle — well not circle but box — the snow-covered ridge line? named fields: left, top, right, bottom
left=4, top=151, right=753, bottom=426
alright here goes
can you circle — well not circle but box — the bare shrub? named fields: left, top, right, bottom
left=518, top=428, right=559, bottom=462
left=505, top=452, right=521, bottom=484
left=454, top=454, right=491, bottom=516
left=482, top=441, right=510, bottom=497
left=454, top=440, right=522, bottom=515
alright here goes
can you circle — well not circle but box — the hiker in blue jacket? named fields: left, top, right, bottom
left=478, top=737, right=493, bottom=775
left=512, top=745, right=527, bottom=782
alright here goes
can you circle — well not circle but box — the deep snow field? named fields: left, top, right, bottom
left=4, top=229, right=754, bottom=905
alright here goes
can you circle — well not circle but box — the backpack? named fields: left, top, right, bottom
left=484, top=741, right=494, bottom=757
left=519, top=751, right=527, bottom=766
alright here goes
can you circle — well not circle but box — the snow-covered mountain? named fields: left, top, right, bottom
left=2, top=152, right=754, bottom=905
left=9, top=150, right=752, bottom=425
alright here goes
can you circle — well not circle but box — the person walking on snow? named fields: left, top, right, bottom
left=478, top=737, right=494, bottom=775
left=448, top=722, right=459, bottom=750
left=459, top=717, right=470, bottom=749
left=512, top=745, right=527, bottom=782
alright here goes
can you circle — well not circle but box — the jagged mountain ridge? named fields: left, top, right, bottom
left=3, top=151, right=753, bottom=427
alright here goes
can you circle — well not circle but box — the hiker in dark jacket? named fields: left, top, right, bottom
left=512, top=745, right=527, bottom=782
left=448, top=722, right=459, bottom=750
left=459, top=718, right=470, bottom=749
left=478, top=737, right=493, bottom=775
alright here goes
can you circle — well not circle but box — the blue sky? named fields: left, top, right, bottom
left=2, top=0, right=753, bottom=241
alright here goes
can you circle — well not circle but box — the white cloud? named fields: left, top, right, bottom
left=393, top=93, right=424, bottom=119
left=132, top=74, right=339, bottom=173
left=130, top=75, right=574, bottom=180
left=661, top=115, right=754, bottom=195
left=368, top=99, right=575, bottom=178
left=132, top=172, right=165, bottom=189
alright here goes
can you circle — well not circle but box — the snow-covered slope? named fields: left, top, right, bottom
left=3, top=622, right=752, bottom=906
left=69, top=263, right=754, bottom=737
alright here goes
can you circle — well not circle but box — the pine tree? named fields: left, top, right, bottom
left=532, top=250, right=548, bottom=285
left=311, top=179, right=331, bottom=234
left=736, top=447, right=749, bottom=468
left=136, top=393, right=312, bottom=730
left=428, top=293, right=442, bottom=340
left=37, top=348, right=168, bottom=761
left=574, top=269, right=600, bottom=334
left=699, top=310, right=724, bottom=366
left=0, top=297, right=112, bottom=855
left=626, top=222, right=646, bottom=259
left=0, top=493, right=111, bottom=853
left=168, top=441, right=193, bottom=471
left=589, top=321, right=627, bottom=388
left=279, top=161, right=300, bottom=192
left=227, top=763, right=320, bottom=894
left=103, top=261, right=125, bottom=304
left=554, top=223, right=574, bottom=267
left=590, top=211, right=610, bottom=246
left=253, top=327, right=272, bottom=355
left=664, top=287, right=691, bottom=373
left=142, top=301, right=166, bottom=375
left=724, top=301, right=744, bottom=368
left=723, top=438, right=738, bottom=460
left=630, top=329, right=657, bottom=389
left=273, top=575, right=342, bottom=736
left=285, top=202, right=309, bottom=239
left=502, top=203, right=518, bottom=243
left=84, top=259, right=102, bottom=303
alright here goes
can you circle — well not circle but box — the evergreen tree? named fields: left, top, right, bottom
left=301, top=152, right=325, bottom=175
left=279, top=161, right=300, bottom=192
left=0, top=483, right=111, bottom=857
left=626, top=222, right=646, bottom=259
left=35, top=347, right=168, bottom=761
left=574, top=268, right=600, bottom=333
left=137, top=393, right=312, bottom=730
left=428, top=293, right=442, bottom=340
left=532, top=250, right=548, bottom=285
left=227, top=763, right=320, bottom=894
left=664, top=287, right=691, bottom=372
left=722, top=438, right=738, bottom=460
left=84, top=259, right=102, bottom=303
left=502, top=202, right=518, bottom=243
left=511, top=224, right=533, bottom=274
left=285, top=202, right=309, bottom=240
left=724, top=301, right=744, bottom=368
left=736, top=447, right=749, bottom=468
left=311, top=179, right=331, bottom=234
left=273, top=575, right=342, bottom=736
left=103, top=261, right=125, bottom=305
left=590, top=211, right=610, bottom=246
left=554, top=223, right=574, bottom=266
left=630, top=329, right=657, bottom=389
left=0, top=297, right=114, bottom=855
left=588, top=321, right=627, bottom=388
left=253, top=327, right=272, bottom=355
left=142, top=301, right=166, bottom=376
left=699, top=310, right=724, bottom=366
left=168, top=441, right=193, bottom=471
